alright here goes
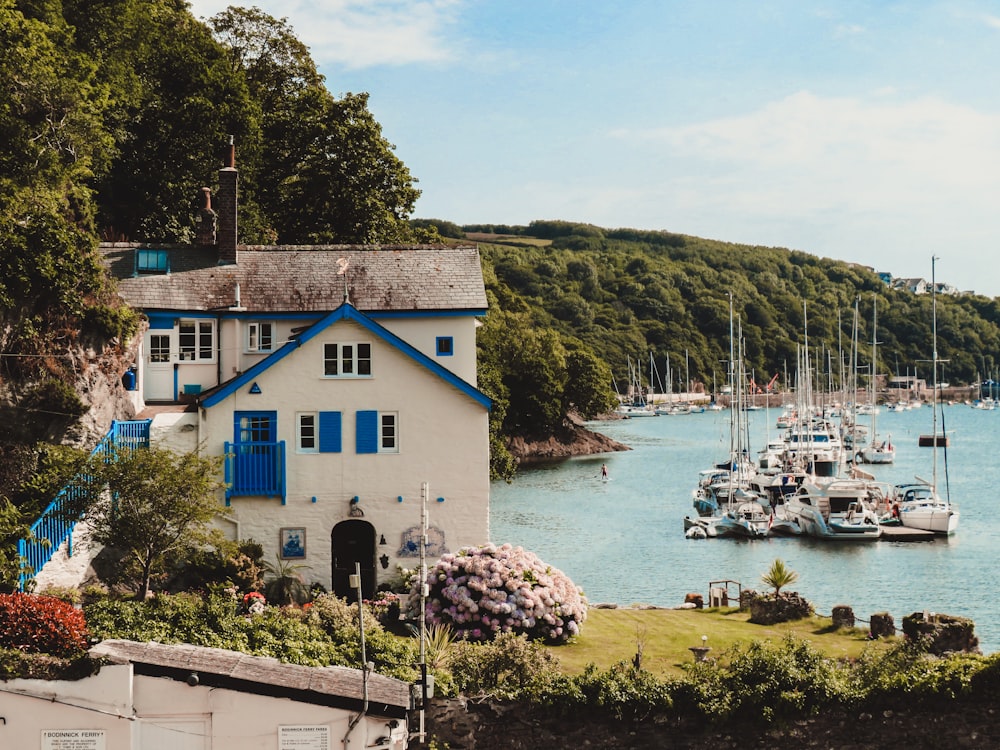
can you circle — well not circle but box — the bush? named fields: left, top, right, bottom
left=447, top=631, right=565, bottom=700
left=21, top=378, right=88, bottom=418
left=0, top=593, right=90, bottom=657
left=571, top=661, right=674, bottom=721
left=406, top=543, right=587, bottom=643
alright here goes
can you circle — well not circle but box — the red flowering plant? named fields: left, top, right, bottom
left=0, top=593, right=90, bottom=657
left=241, top=591, right=266, bottom=614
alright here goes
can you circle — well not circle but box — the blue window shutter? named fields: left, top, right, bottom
left=319, top=411, right=342, bottom=453
left=356, top=410, right=378, bottom=454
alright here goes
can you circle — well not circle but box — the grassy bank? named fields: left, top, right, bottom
left=545, top=606, right=890, bottom=678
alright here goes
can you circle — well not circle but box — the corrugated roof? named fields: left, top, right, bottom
left=100, top=244, right=488, bottom=314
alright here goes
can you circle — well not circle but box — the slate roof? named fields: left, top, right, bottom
left=100, top=243, right=488, bottom=314
left=91, top=639, right=410, bottom=716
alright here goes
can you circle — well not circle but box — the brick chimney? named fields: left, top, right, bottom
left=195, top=187, right=216, bottom=246
left=217, top=136, right=238, bottom=264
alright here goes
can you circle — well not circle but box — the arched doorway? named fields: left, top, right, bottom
left=331, top=519, right=376, bottom=602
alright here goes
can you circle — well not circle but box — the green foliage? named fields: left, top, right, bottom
left=411, top=218, right=465, bottom=239
left=850, top=637, right=984, bottom=705
left=569, top=661, right=674, bottom=721
left=161, top=535, right=264, bottom=594
left=477, top=232, right=1000, bottom=406
left=74, top=446, right=227, bottom=599
left=20, top=378, right=89, bottom=419
left=671, top=636, right=852, bottom=724
left=0, top=497, right=31, bottom=589
left=0, top=593, right=90, bottom=656
left=81, top=303, right=138, bottom=343
left=446, top=631, right=565, bottom=700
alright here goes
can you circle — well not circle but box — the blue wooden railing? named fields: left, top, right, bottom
left=18, top=419, right=151, bottom=591
left=224, top=440, right=286, bottom=505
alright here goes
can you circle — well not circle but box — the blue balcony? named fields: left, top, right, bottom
left=224, top=441, right=286, bottom=505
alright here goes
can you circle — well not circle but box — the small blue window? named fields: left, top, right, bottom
left=436, top=336, right=454, bottom=356
left=135, top=249, right=169, bottom=275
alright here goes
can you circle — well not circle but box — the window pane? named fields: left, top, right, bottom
left=324, top=344, right=339, bottom=376
left=198, top=321, right=213, bottom=358
left=342, top=344, right=354, bottom=375
left=150, top=335, right=170, bottom=363
left=357, top=343, right=372, bottom=375
left=380, top=413, right=397, bottom=450
left=179, top=322, right=195, bottom=360
left=298, top=414, right=317, bottom=451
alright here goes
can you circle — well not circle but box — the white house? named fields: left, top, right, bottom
left=0, top=640, right=411, bottom=750
left=98, top=146, right=491, bottom=600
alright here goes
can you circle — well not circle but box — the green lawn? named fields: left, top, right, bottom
left=545, top=606, right=891, bottom=678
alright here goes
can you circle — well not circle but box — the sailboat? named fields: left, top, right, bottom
left=617, top=355, right=657, bottom=417
left=858, top=295, right=894, bottom=464
left=898, top=257, right=959, bottom=535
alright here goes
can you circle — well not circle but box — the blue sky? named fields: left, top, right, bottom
left=187, top=1, right=1000, bottom=297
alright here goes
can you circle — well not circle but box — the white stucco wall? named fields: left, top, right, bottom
left=199, top=317, right=490, bottom=590
left=0, top=666, right=407, bottom=750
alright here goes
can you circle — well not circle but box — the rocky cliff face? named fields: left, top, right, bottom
left=0, top=337, right=137, bottom=449
left=505, top=414, right=630, bottom=463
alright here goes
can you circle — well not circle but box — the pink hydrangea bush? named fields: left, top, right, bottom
left=406, top=543, right=587, bottom=643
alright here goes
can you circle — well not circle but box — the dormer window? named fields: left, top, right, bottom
left=135, top=248, right=169, bottom=275
left=247, top=322, right=275, bottom=353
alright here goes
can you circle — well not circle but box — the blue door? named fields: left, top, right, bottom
left=232, top=412, right=278, bottom=496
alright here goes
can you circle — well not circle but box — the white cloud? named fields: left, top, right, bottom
left=187, top=0, right=464, bottom=69
left=834, top=23, right=865, bottom=37
left=616, top=91, right=1000, bottom=222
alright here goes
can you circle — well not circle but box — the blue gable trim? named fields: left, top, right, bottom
left=200, top=303, right=492, bottom=410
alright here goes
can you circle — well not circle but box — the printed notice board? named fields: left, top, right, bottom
left=42, top=729, right=106, bottom=750
left=278, top=725, right=331, bottom=750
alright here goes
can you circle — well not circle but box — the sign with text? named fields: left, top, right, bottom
left=278, top=725, right=331, bottom=750
left=42, top=729, right=107, bottom=750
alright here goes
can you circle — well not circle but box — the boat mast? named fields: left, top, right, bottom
left=931, top=256, right=939, bottom=491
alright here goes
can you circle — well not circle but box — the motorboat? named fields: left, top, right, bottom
left=785, top=478, right=885, bottom=541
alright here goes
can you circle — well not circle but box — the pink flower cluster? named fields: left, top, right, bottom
left=407, top=543, right=587, bottom=643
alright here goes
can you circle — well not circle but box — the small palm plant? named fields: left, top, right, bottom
left=263, top=556, right=311, bottom=606
left=408, top=622, right=456, bottom=670
left=761, top=558, right=798, bottom=599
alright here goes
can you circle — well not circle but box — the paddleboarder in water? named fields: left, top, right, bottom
left=601, top=463, right=609, bottom=480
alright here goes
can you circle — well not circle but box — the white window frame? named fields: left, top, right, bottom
left=379, top=411, right=399, bottom=453
left=149, top=333, right=171, bottom=363
left=323, top=342, right=372, bottom=377
left=296, top=412, right=318, bottom=453
left=178, top=319, right=216, bottom=362
left=247, top=321, right=276, bottom=353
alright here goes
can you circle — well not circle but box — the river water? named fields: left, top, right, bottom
left=491, top=403, right=1000, bottom=653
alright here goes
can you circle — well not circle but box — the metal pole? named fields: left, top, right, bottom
left=419, top=481, right=429, bottom=746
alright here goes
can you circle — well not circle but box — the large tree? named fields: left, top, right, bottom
left=79, top=446, right=227, bottom=599
left=62, top=0, right=262, bottom=242
left=208, top=6, right=420, bottom=243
